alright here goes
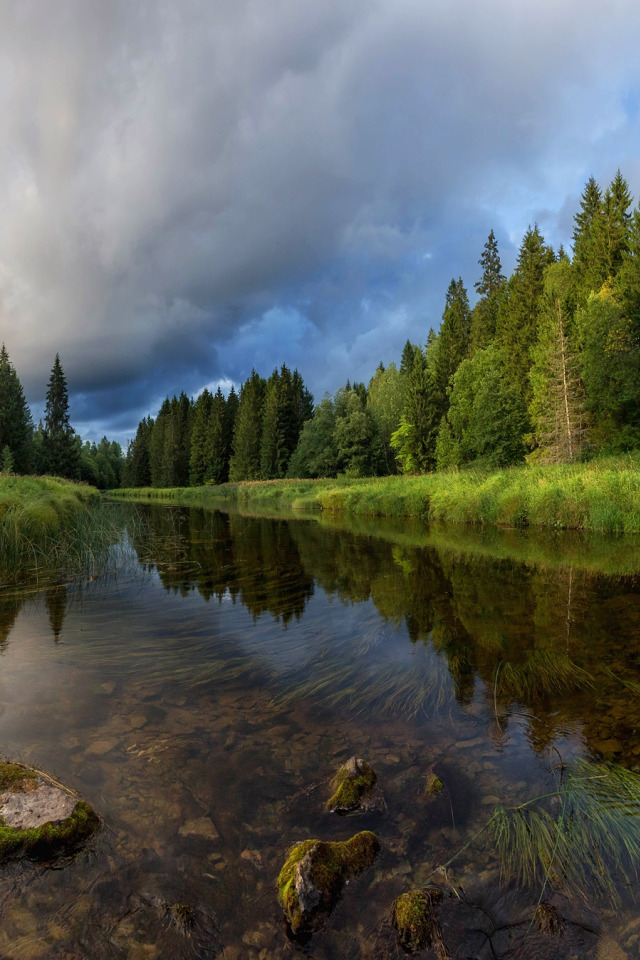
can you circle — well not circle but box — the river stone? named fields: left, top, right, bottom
left=0, top=759, right=100, bottom=864
left=0, top=782, right=76, bottom=829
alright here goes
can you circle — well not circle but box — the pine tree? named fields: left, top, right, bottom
left=0, top=345, right=33, bottom=473
left=572, top=176, right=604, bottom=296
left=41, top=354, right=78, bottom=478
left=470, top=230, right=505, bottom=351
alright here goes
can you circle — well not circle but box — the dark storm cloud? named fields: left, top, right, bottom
left=0, top=0, right=639, bottom=440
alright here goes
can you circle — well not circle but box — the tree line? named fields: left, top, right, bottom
left=123, top=169, right=640, bottom=485
left=3, top=169, right=639, bottom=488
left=0, top=350, right=123, bottom=488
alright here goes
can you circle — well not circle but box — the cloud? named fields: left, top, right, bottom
left=0, top=0, right=639, bottom=440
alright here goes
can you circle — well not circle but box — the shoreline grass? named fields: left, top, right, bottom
left=0, top=475, right=116, bottom=587
left=110, top=453, right=640, bottom=534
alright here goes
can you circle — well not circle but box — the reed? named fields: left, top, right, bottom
left=0, top=475, right=124, bottom=586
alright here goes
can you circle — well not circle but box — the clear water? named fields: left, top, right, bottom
left=1, top=503, right=640, bottom=959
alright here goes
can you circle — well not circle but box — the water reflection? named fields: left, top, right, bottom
left=1, top=503, right=640, bottom=957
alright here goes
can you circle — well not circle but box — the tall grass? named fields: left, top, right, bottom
left=111, top=453, right=640, bottom=533
left=0, top=475, right=122, bottom=587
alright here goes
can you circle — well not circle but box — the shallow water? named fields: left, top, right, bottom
left=2, top=504, right=640, bottom=958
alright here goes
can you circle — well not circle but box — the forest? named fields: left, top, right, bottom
left=1, top=170, right=639, bottom=489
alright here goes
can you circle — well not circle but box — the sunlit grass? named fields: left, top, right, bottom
left=112, top=452, right=640, bottom=533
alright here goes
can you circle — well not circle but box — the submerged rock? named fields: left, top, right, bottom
left=0, top=759, right=100, bottom=863
left=277, top=830, right=379, bottom=934
left=423, top=766, right=445, bottom=797
left=326, top=756, right=382, bottom=813
left=392, top=888, right=451, bottom=957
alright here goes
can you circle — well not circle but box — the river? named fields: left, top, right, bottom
left=1, top=501, right=640, bottom=959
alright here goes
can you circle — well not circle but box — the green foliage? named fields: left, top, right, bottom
left=40, top=354, right=79, bottom=479
left=0, top=345, right=33, bottom=473
left=576, top=288, right=640, bottom=451
left=528, top=282, right=586, bottom=463
left=471, top=229, right=505, bottom=351
left=436, top=345, right=527, bottom=469
left=496, top=225, right=554, bottom=401
left=392, top=349, right=442, bottom=473
left=1, top=445, right=14, bottom=475
left=287, top=396, right=337, bottom=478
left=489, top=759, right=640, bottom=904
left=367, top=362, right=405, bottom=474
left=229, top=370, right=266, bottom=481
left=334, top=388, right=379, bottom=477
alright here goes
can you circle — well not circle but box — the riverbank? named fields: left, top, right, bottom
left=111, top=453, right=640, bottom=533
left=0, top=475, right=107, bottom=585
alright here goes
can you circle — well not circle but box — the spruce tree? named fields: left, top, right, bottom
left=0, top=345, right=33, bottom=473
left=189, top=389, right=213, bottom=486
left=41, top=354, right=78, bottom=479
left=204, top=387, right=226, bottom=484
left=222, top=385, right=239, bottom=483
left=496, top=225, right=554, bottom=402
left=228, top=371, right=265, bottom=481
left=391, top=349, right=442, bottom=473
left=434, top=278, right=471, bottom=398
left=470, top=230, right=505, bottom=351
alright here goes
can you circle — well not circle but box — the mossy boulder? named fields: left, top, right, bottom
left=326, top=756, right=381, bottom=814
left=392, top=888, right=449, bottom=956
left=0, top=760, right=100, bottom=863
left=277, top=830, right=379, bottom=934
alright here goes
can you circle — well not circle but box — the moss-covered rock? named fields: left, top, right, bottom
left=277, top=830, right=379, bottom=934
left=423, top=770, right=444, bottom=797
left=392, top=888, right=449, bottom=956
left=325, top=756, right=379, bottom=813
left=0, top=760, right=100, bottom=863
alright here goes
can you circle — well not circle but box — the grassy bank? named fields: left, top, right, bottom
left=110, top=454, right=640, bottom=534
left=0, top=475, right=113, bottom=586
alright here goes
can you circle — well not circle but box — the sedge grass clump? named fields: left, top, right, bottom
left=0, top=476, right=124, bottom=586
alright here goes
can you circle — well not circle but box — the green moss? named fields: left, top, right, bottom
left=392, top=889, right=443, bottom=953
left=0, top=801, right=100, bottom=862
left=326, top=757, right=377, bottom=813
left=0, top=762, right=37, bottom=791
left=424, top=772, right=444, bottom=796
left=277, top=830, right=379, bottom=934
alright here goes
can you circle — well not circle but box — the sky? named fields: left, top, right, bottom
left=1, top=0, right=640, bottom=445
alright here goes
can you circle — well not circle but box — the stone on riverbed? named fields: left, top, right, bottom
left=0, top=759, right=100, bottom=863
left=325, top=756, right=383, bottom=813
left=277, top=830, right=380, bottom=934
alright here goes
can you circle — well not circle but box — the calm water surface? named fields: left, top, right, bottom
left=2, top=504, right=640, bottom=959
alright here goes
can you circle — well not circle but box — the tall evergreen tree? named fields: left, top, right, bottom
left=572, top=176, right=604, bottom=297
left=496, top=225, right=554, bottom=401
left=204, top=387, right=226, bottom=484
left=434, top=278, right=471, bottom=397
left=229, top=370, right=265, bottom=481
left=189, top=389, right=213, bottom=486
left=391, top=348, right=442, bottom=473
left=470, top=230, right=506, bottom=351
left=0, top=345, right=33, bottom=473
left=222, top=385, right=239, bottom=483
left=41, top=354, right=78, bottom=478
